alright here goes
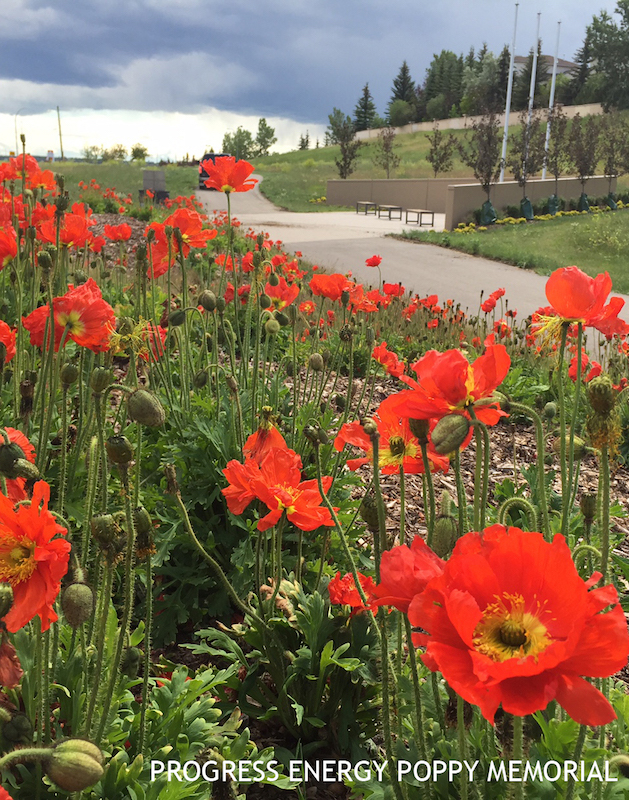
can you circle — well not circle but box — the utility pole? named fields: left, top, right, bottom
left=542, top=21, right=561, bottom=180
left=57, top=106, right=64, bottom=160
left=499, top=3, right=519, bottom=183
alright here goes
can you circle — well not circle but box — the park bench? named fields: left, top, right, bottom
left=405, top=208, right=435, bottom=226
left=139, top=170, right=170, bottom=205
left=377, top=204, right=402, bottom=220
left=356, top=200, right=377, bottom=215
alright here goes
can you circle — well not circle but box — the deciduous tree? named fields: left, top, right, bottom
left=458, top=112, right=503, bottom=203
left=254, top=118, right=277, bottom=157
left=372, top=127, right=400, bottom=178
left=426, top=123, right=456, bottom=178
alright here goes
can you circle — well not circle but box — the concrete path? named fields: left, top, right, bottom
left=196, top=180, right=628, bottom=319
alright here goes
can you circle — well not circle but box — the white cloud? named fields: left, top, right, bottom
left=0, top=0, right=62, bottom=38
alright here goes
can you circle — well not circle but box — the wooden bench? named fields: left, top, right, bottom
left=356, top=200, right=377, bottom=215
left=377, top=204, right=402, bottom=220
left=405, top=208, right=435, bottom=226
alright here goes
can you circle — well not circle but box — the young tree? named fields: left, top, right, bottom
left=298, top=132, right=310, bottom=150
left=544, top=104, right=571, bottom=198
left=333, top=114, right=362, bottom=179
left=372, top=127, right=400, bottom=178
left=354, top=83, right=377, bottom=131
left=568, top=113, right=600, bottom=200
left=326, top=108, right=348, bottom=145
left=458, top=112, right=503, bottom=216
left=506, top=110, right=546, bottom=200
left=254, top=118, right=277, bottom=156
left=130, top=143, right=149, bottom=161
left=599, top=110, right=629, bottom=195
left=222, top=127, right=255, bottom=159
left=426, top=123, right=456, bottom=178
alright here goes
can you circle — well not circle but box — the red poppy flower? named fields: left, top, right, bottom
left=534, top=266, right=629, bottom=339
left=334, top=396, right=449, bottom=475
left=0, top=480, right=71, bottom=632
left=222, top=458, right=262, bottom=515
left=0, top=635, right=23, bottom=688
left=27, top=169, right=56, bottom=193
left=104, top=223, right=132, bottom=241
left=410, top=525, right=629, bottom=726
left=0, top=320, right=16, bottom=363
left=0, top=228, right=17, bottom=269
left=309, top=273, right=352, bottom=302
left=372, top=536, right=445, bottom=613
left=243, top=424, right=287, bottom=463
left=2, top=428, right=36, bottom=504
left=329, top=571, right=377, bottom=608
left=22, top=279, right=115, bottom=353
left=372, top=341, right=404, bottom=378
left=365, top=255, right=382, bottom=267
left=201, top=156, right=258, bottom=193
left=387, top=345, right=510, bottom=427
left=383, top=282, right=405, bottom=297
left=164, top=208, right=217, bottom=253
left=300, top=301, right=315, bottom=315
left=39, top=213, right=90, bottom=249
left=568, top=352, right=602, bottom=383
left=265, top=277, right=299, bottom=310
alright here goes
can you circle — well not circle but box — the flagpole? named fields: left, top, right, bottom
left=499, top=3, right=519, bottom=183
left=542, top=21, right=561, bottom=180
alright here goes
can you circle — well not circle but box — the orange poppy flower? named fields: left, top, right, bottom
left=409, top=525, right=629, bottom=726
left=386, top=344, right=510, bottom=426
left=328, top=571, right=377, bottom=609
left=200, top=156, right=258, bottom=193
left=104, top=223, right=132, bottom=242
left=371, top=536, right=445, bottom=613
left=22, top=279, right=115, bottom=353
left=0, top=480, right=71, bottom=632
left=1, top=428, right=36, bottom=504
left=372, top=341, right=404, bottom=378
left=334, top=396, right=449, bottom=475
left=0, top=320, right=16, bottom=363
left=0, top=228, right=17, bottom=269
left=0, top=635, right=23, bottom=688
left=39, top=213, right=90, bottom=249
left=164, top=208, right=217, bottom=253
left=534, top=266, right=629, bottom=339
left=309, top=273, right=352, bottom=302
left=265, top=276, right=299, bottom=310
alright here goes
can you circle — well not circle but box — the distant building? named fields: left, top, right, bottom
left=513, top=55, right=577, bottom=77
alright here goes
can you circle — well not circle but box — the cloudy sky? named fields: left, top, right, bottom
left=0, top=0, right=619, bottom=161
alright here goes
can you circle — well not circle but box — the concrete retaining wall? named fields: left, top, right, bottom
left=326, top=178, right=474, bottom=213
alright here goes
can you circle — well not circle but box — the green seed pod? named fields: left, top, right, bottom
left=340, top=290, right=350, bottom=307
left=274, top=311, right=289, bottom=327
left=46, top=739, right=104, bottom=792
left=365, top=326, right=375, bottom=347
left=0, top=584, right=13, bottom=618
left=0, top=442, right=26, bottom=479
left=193, top=369, right=208, bottom=388
left=265, top=319, right=281, bottom=336
left=431, top=414, right=470, bottom=455
left=12, top=459, right=39, bottom=481
left=60, top=362, right=79, bottom=388
left=317, top=428, right=329, bottom=445
left=73, top=269, right=87, bottom=286
left=127, top=389, right=165, bottom=428
left=121, top=646, right=142, bottom=678
left=552, top=435, right=586, bottom=459
left=198, top=289, right=216, bottom=311
left=339, top=324, right=353, bottom=342
left=303, top=425, right=320, bottom=445
left=543, top=401, right=557, bottom=420
left=588, top=375, right=615, bottom=415
left=61, top=583, right=94, bottom=628
left=408, top=418, right=430, bottom=445
left=268, top=272, right=279, bottom=287
left=134, top=506, right=153, bottom=536
left=359, top=495, right=381, bottom=532
left=37, top=250, right=53, bottom=272
left=580, top=492, right=597, bottom=523
left=168, top=309, right=186, bottom=327
left=432, top=515, right=459, bottom=558
left=91, top=514, right=119, bottom=546
left=90, top=367, right=113, bottom=395
left=285, top=361, right=294, bottom=377
left=259, top=293, right=271, bottom=309
left=105, top=435, right=134, bottom=464
left=322, top=349, right=332, bottom=365
left=309, top=353, right=324, bottom=371
left=2, top=713, right=32, bottom=744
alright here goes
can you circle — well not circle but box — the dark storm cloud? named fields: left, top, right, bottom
left=0, top=0, right=620, bottom=122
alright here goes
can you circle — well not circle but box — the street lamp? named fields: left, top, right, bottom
left=14, top=108, right=25, bottom=156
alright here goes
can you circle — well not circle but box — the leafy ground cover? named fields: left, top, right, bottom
left=0, top=152, right=628, bottom=799
left=398, top=208, right=629, bottom=293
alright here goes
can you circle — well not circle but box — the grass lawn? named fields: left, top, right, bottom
left=51, top=161, right=198, bottom=201
left=397, top=208, right=629, bottom=293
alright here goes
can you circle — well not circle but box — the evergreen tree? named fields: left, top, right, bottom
left=588, top=2, right=629, bottom=109
left=566, top=35, right=592, bottom=104
left=298, top=132, right=310, bottom=150
left=390, top=61, right=416, bottom=105
left=423, top=51, right=463, bottom=116
left=512, top=42, right=550, bottom=110
left=353, top=83, right=378, bottom=131
left=496, top=45, right=511, bottom=108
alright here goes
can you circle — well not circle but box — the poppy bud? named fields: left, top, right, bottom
left=303, top=425, right=319, bottom=445
left=253, top=250, right=263, bottom=268
left=61, top=583, right=94, bottom=628
left=552, top=435, right=586, bottom=459
left=340, top=290, right=350, bottom=307
left=408, top=418, right=430, bottom=444
left=543, top=402, right=557, bottom=420
left=127, top=389, right=165, bottom=428
left=580, top=492, right=597, bottom=523
left=359, top=495, right=382, bottom=532
left=60, top=362, right=79, bottom=388
left=193, top=369, right=208, bottom=388
left=287, top=304, right=297, bottom=323
left=432, top=514, right=458, bottom=558
left=216, top=297, right=226, bottom=313
left=610, top=756, right=629, bottom=780
left=431, top=414, right=470, bottom=455
left=226, top=375, right=238, bottom=393
left=73, top=269, right=87, bottom=286
left=588, top=375, right=615, bottom=415
left=285, top=361, right=294, bottom=377
left=256, top=233, right=265, bottom=248
left=265, top=319, right=281, bottom=336
left=12, top=458, right=39, bottom=481
left=198, top=290, right=216, bottom=311
left=0, top=584, right=13, bottom=619
left=309, top=353, right=324, bottom=371
left=365, top=326, right=375, bottom=347
left=173, top=227, right=184, bottom=249
left=2, top=712, right=32, bottom=744
left=268, top=272, right=279, bottom=287
left=259, top=293, right=271, bottom=309
left=106, top=435, right=134, bottom=465
left=274, top=311, right=289, bottom=327
left=0, top=441, right=27, bottom=479
left=37, top=251, right=53, bottom=272
left=332, top=394, right=345, bottom=411
left=91, top=513, right=119, bottom=546
left=90, top=367, right=113, bottom=394
left=362, top=418, right=378, bottom=437
left=169, top=309, right=186, bottom=327
left=121, top=646, right=142, bottom=678
left=46, top=739, right=104, bottom=792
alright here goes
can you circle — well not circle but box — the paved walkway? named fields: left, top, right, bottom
left=196, top=181, right=628, bottom=319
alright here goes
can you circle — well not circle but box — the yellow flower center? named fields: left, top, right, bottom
left=56, top=310, right=85, bottom=337
left=473, top=592, right=551, bottom=662
left=379, top=436, right=418, bottom=468
left=0, top=532, right=37, bottom=585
